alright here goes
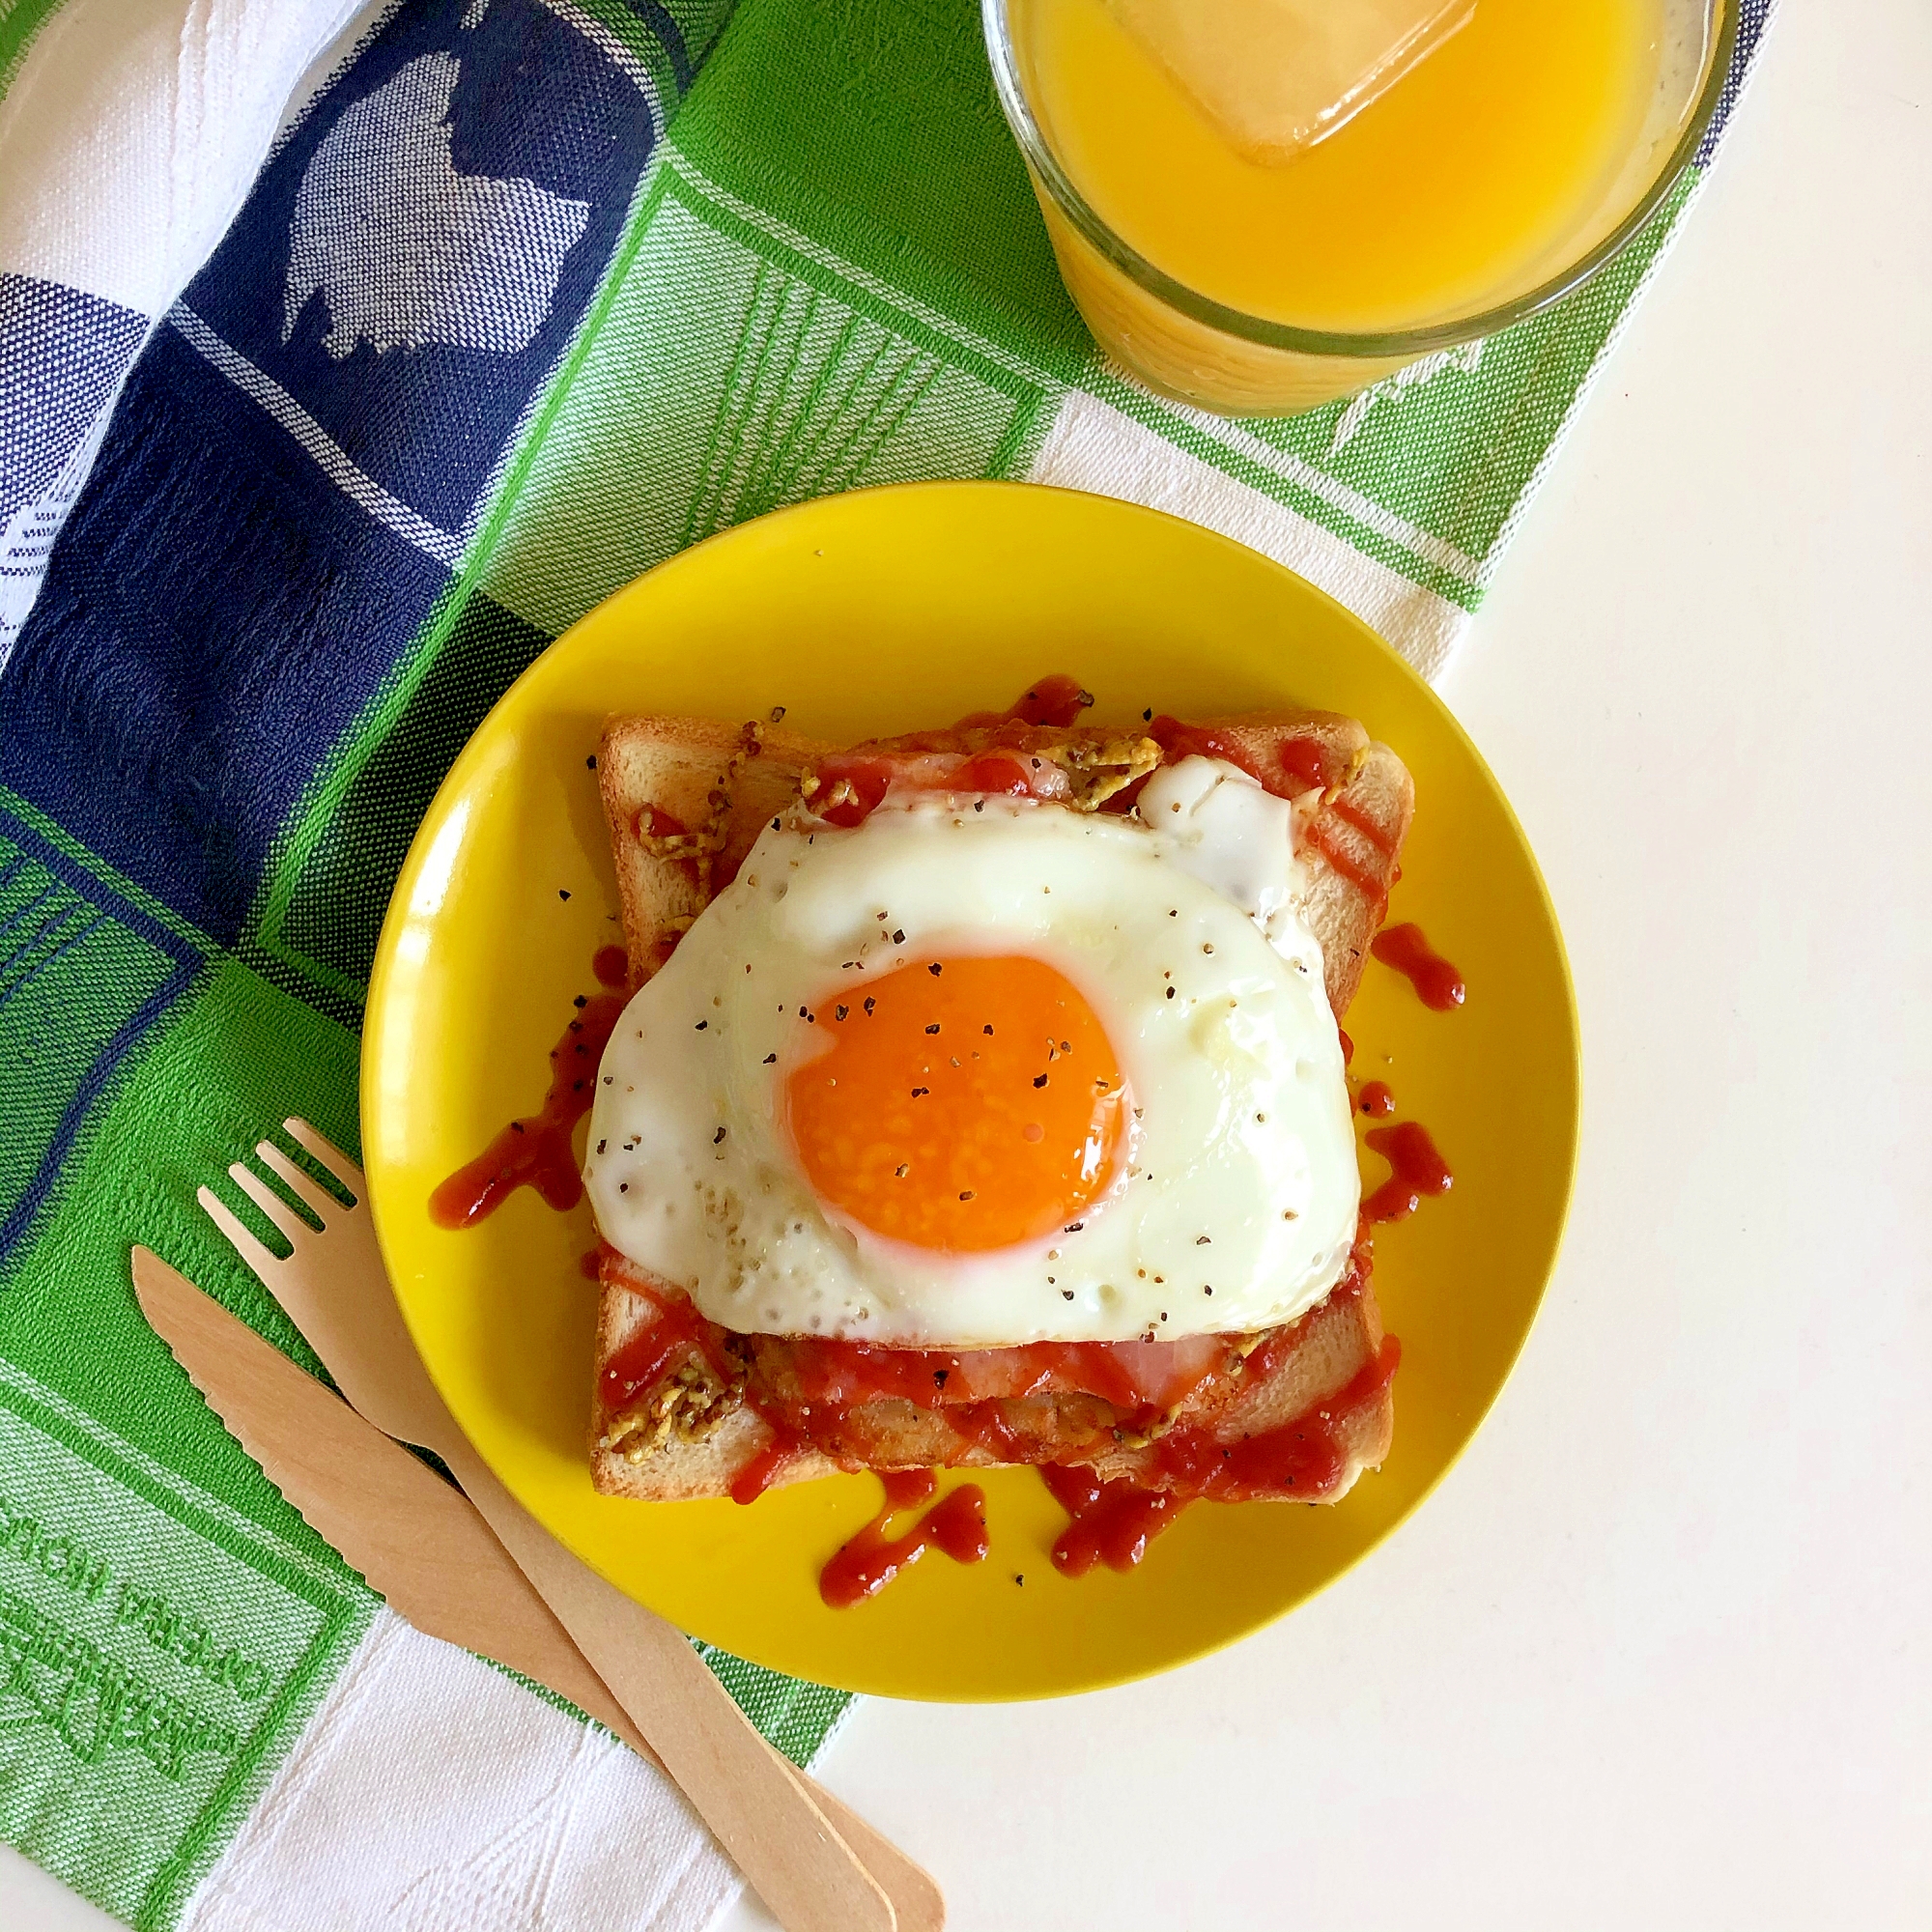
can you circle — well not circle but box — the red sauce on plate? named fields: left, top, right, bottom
left=819, top=1470, right=990, bottom=1607
left=1042, top=1465, right=1181, bottom=1577
left=1371, top=923, right=1465, bottom=1010
left=428, top=946, right=631, bottom=1229
left=1361, top=1122, right=1453, bottom=1224
left=1357, top=1079, right=1395, bottom=1118
left=952, top=673, right=1093, bottom=730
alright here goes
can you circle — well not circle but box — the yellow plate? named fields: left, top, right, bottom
left=362, top=480, right=1577, bottom=1701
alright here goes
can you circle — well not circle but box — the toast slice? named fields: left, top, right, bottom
left=591, top=1244, right=1395, bottom=1504
left=588, top=686, right=1412, bottom=1505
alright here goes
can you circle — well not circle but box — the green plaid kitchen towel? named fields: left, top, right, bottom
left=0, top=0, right=1771, bottom=1923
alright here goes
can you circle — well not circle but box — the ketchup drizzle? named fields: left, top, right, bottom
left=598, top=1268, right=798, bottom=1505
left=596, top=1279, right=734, bottom=1415
left=1371, top=923, right=1465, bottom=1010
left=946, top=1400, right=1029, bottom=1463
left=809, top=757, right=895, bottom=828
left=773, top=1334, right=1217, bottom=1419
left=1357, top=1079, right=1395, bottom=1118
left=1042, top=1465, right=1179, bottom=1577
left=428, top=944, right=632, bottom=1231
left=1361, top=1122, right=1453, bottom=1224
left=810, top=677, right=1102, bottom=826
left=1147, top=716, right=1266, bottom=785
left=731, top=1423, right=810, bottom=1506
left=1330, top=796, right=1396, bottom=855
left=1302, top=822, right=1389, bottom=899
left=1278, top=735, right=1344, bottom=796
left=819, top=1470, right=990, bottom=1607
left=954, top=673, right=1093, bottom=730
left=1038, top=1333, right=1403, bottom=1575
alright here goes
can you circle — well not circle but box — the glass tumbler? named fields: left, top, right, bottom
left=984, top=0, right=1737, bottom=417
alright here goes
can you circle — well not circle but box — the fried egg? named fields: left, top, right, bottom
left=583, top=757, right=1358, bottom=1347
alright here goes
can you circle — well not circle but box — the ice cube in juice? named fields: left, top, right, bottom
left=1104, top=0, right=1474, bottom=165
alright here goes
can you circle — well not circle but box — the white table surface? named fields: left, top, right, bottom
left=7, top=0, right=1927, bottom=1925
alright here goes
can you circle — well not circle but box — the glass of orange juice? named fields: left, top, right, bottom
left=987, top=0, right=1737, bottom=416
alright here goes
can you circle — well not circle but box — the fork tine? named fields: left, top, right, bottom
left=229, top=1163, right=309, bottom=1246
left=197, top=1184, right=285, bottom=1285
left=256, top=1140, right=339, bottom=1223
left=284, top=1118, right=364, bottom=1200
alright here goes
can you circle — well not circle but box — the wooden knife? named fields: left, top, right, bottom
left=128, top=1247, right=915, bottom=1928
left=131, top=1246, right=624, bottom=1713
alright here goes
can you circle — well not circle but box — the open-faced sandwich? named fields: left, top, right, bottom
left=580, top=676, right=1413, bottom=1572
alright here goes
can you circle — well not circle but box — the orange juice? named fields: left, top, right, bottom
left=998, top=0, right=1699, bottom=412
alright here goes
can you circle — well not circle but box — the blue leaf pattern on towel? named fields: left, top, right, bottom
left=283, top=51, right=591, bottom=361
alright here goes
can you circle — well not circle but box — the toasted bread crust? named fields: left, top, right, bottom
left=598, top=714, right=836, bottom=994
left=588, top=694, right=1409, bottom=1504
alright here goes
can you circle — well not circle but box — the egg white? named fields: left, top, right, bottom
left=583, top=767, right=1359, bottom=1347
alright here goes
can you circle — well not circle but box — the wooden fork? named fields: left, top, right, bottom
left=200, top=1119, right=939, bottom=1932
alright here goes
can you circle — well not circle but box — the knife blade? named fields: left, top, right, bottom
left=131, top=1246, right=941, bottom=1932
left=129, top=1245, right=675, bottom=1772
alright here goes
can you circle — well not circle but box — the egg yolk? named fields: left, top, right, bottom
left=784, top=954, right=1128, bottom=1253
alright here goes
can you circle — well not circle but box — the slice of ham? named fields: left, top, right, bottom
left=600, top=1252, right=1233, bottom=1421
left=765, top=1332, right=1230, bottom=1414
